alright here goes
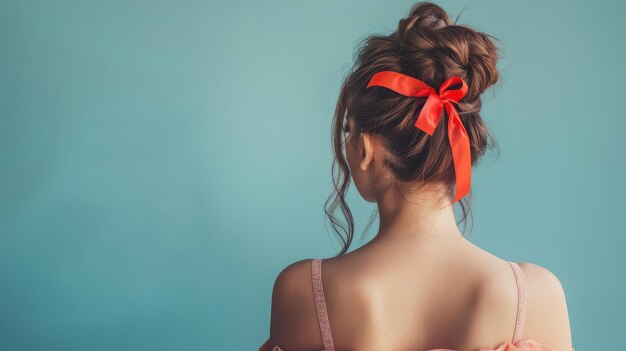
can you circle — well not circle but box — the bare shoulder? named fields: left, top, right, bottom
left=268, top=258, right=321, bottom=350
left=517, top=262, right=573, bottom=351
left=272, top=258, right=313, bottom=298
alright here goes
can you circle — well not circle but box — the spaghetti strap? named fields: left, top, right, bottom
left=311, top=259, right=335, bottom=350
left=508, top=261, right=527, bottom=344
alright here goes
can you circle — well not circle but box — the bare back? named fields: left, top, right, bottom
left=261, top=236, right=573, bottom=351
left=318, top=238, right=522, bottom=350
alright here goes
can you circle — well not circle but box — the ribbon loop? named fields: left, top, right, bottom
left=365, top=70, right=470, bottom=204
left=439, top=76, right=468, bottom=102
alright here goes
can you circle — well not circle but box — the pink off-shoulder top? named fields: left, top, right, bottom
left=260, top=259, right=574, bottom=351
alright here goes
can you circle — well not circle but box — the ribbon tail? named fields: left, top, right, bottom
left=414, top=93, right=443, bottom=135
left=445, top=103, right=471, bottom=204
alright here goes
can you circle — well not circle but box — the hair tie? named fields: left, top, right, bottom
left=366, top=70, right=470, bottom=205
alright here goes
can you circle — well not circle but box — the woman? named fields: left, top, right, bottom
left=260, top=2, right=573, bottom=350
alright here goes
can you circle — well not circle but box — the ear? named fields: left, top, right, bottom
left=359, top=132, right=375, bottom=171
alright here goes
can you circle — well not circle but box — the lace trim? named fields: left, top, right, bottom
left=312, top=259, right=335, bottom=350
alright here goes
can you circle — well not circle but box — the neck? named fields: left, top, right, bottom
left=369, top=184, right=467, bottom=247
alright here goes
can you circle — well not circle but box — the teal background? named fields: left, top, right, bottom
left=1, top=0, right=623, bottom=349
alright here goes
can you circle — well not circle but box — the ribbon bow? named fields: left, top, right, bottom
left=366, top=70, right=470, bottom=204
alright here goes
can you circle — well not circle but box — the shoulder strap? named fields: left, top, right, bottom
left=508, top=261, right=527, bottom=344
left=311, top=259, right=335, bottom=351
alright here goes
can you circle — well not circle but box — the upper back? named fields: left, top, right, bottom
left=312, top=252, right=525, bottom=350
left=267, top=242, right=572, bottom=351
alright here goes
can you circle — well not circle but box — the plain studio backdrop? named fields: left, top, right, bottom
left=1, top=0, right=624, bottom=350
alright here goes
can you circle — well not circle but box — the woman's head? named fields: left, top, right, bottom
left=325, top=1, right=503, bottom=256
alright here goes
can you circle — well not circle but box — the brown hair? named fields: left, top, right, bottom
left=324, top=1, right=504, bottom=256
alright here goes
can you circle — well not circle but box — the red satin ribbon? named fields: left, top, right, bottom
left=366, top=70, right=470, bottom=204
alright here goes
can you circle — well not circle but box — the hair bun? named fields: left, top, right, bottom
left=398, top=2, right=451, bottom=36
left=393, top=1, right=501, bottom=100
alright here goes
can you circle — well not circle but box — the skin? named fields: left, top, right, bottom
left=266, top=116, right=573, bottom=351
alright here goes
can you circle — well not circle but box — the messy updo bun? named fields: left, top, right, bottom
left=325, top=1, right=504, bottom=256
left=396, top=3, right=500, bottom=101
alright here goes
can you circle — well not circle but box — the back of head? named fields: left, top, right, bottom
left=325, top=1, right=503, bottom=256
